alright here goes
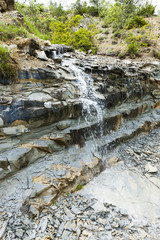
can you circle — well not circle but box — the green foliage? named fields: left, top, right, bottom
left=104, top=29, right=109, bottom=34
left=50, top=15, right=95, bottom=52
left=72, top=0, right=88, bottom=15
left=75, top=184, right=84, bottom=191
left=137, top=1, right=155, bottom=17
left=102, top=0, right=155, bottom=30
left=86, top=6, right=99, bottom=16
left=98, top=36, right=105, bottom=40
left=0, top=46, right=17, bottom=79
left=124, top=26, right=153, bottom=57
left=0, top=23, right=29, bottom=41
left=91, top=46, right=98, bottom=54
left=98, top=29, right=103, bottom=33
left=112, top=30, right=121, bottom=38
left=90, top=0, right=99, bottom=15
left=126, top=16, right=148, bottom=29
left=103, top=0, right=138, bottom=29
left=49, top=2, right=66, bottom=18
left=15, top=0, right=67, bottom=40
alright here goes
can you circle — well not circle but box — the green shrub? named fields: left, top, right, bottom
left=91, top=46, right=98, bottom=54
left=126, top=16, right=148, bottom=29
left=98, top=29, right=103, bottom=33
left=0, top=23, right=28, bottom=41
left=104, top=29, right=109, bottom=35
left=0, top=46, right=17, bottom=80
left=86, top=6, right=98, bottom=16
left=112, top=30, right=121, bottom=38
left=98, top=36, right=105, bottom=40
left=50, top=15, right=95, bottom=52
left=137, top=1, right=155, bottom=17
left=124, top=27, right=152, bottom=57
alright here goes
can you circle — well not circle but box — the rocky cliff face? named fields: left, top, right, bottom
left=0, top=39, right=160, bottom=239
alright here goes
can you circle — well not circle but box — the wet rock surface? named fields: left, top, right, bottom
left=0, top=45, right=160, bottom=239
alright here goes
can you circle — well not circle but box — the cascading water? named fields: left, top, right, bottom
left=52, top=47, right=104, bottom=141
left=67, top=61, right=103, bottom=125
left=63, top=58, right=104, bottom=140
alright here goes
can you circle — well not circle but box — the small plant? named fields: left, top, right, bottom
left=98, top=29, right=103, bottom=33
left=75, top=184, right=84, bottom=191
left=152, top=49, right=160, bottom=59
left=118, top=51, right=126, bottom=59
left=112, top=30, right=121, bottom=39
left=104, top=29, right=109, bottom=35
left=126, top=16, right=148, bottom=29
left=98, top=36, right=105, bottom=41
left=0, top=23, right=29, bottom=41
left=0, top=46, right=17, bottom=80
left=91, top=46, right=98, bottom=54
left=102, top=22, right=109, bottom=28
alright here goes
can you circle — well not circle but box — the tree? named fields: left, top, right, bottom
left=104, top=0, right=141, bottom=29
left=90, top=0, right=101, bottom=15
left=73, top=0, right=87, bottom=15
left=89, top=0, right=109, bottom=16
left=49, top=1, right=66, bottom=18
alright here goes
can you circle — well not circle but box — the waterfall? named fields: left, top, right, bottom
left=69, top=62, right=103, bottom=124
left=52, top=47, right=104, bottom=138
left=62, top=58, right=104, bottom=139
left=52, top=51, right=57, bottom=59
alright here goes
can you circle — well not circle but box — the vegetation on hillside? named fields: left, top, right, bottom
left=0, top=46, right=17, bottom=80
left=0, top=0, right=156, bottom=57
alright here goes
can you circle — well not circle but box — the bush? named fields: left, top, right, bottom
left=112, top=30, right=121, bottom=38
left=0, top=46, right=17, bottom=80
left=104, top=29, right=109, bottom=35
left=91, top=46, right=98, bottom=54
left=137, top=1, right=155, bottom=17
left=126, top=16, right=148, bottom=29
left=124, top=27, right=152, bottom=57
left=50, top=15, right=95, bottom=52
left=73, top=28, right=94, bottom=51
left=98, top=36, right=105, bottom=40
left=0, top=23, right=28, bottom=41
left=86, top=6, right=98, bottom=16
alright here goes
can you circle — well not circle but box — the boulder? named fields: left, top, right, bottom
left=35, top=50, right=48, bottom=61
left=0, top=0, right=15, bottom=12
left=28, top=92, right=52, bottom=102
left=17, top=38, right=40, bottom=56
left=0, top=1, right=7, bottom=12
left=6, top=0, right=15, bottom=10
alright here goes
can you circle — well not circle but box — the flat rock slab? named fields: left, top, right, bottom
left=81, top=162, right=160, bottom=221
left=28, top=92, right=52, bottom=101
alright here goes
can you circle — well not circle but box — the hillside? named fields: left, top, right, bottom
left=95, top=15, right=160, bottom=61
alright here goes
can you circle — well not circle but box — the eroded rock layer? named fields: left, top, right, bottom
left=0, top=42, right=160, bottom=239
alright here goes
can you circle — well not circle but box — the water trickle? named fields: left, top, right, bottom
left=52, top=50, right=57, bottom=59
left=63, top=59, right=104, bottom=137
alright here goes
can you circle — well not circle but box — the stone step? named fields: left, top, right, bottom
left=69, top=99, right=160, bottom=145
